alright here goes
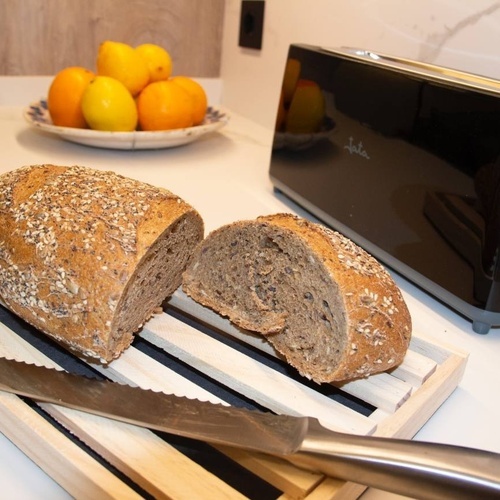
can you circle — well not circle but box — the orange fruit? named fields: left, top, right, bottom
left=47, top=66, right=95, bottom=128
left=170, top=76, right=208, bottom=125
left=275, top=90, right=286, bottom=131
left=137, top=80, right=194, bottom=131
left=282, top=58, right=301, bottom=105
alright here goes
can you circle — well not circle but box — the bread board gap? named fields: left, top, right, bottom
left=133, top=334, right=272, bottom=412
left=153, top=430, right=283, bottom=500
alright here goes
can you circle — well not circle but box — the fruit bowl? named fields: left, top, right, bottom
left=23, top=99, right=229, bottom=150
left=273, top=116, right=335, bottom=151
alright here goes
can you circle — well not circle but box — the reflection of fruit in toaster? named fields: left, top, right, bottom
left=285, top=79, right=325, bottom=133
left=275, top=91, right=286, bottom=131
left=282, top=58, right=301, bottom=104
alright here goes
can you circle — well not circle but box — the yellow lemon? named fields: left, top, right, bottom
left=170, top=76, right=207, bottom=125
left=81, top=76, right=138, bottom=131
left=136, top=43, right=173, bottom=82
left=285, top=79, right=325, bottom=134
left=97, top=40, right=149, bottom=96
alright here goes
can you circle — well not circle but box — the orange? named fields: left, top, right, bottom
left=282, top=58, right=301, bottom=105
left=47, top=66, right=95, bottom=128
left=170, top=76, right=208, bottom=125
left=137, top=80, right=194, bottom=131
left=275, top=90, right=286, bottom=131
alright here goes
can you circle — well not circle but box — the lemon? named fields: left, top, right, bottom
left=285, top=79, right=325, bottom=134
left=81, top=76, right=138, bottom=131
left=97, top=40, right=149, bottom=96
left=136, top=43, right=173, bottom=82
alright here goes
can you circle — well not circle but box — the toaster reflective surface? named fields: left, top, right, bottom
left=270, top=45, right=500, bottom=332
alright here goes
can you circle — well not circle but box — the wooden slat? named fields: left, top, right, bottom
left=330, top=352, right=468, bottom=499
left=166, top=291, right=468, bottom=499
left=389, top=347, right=437, bottom=386
left=168, top=291, right=444, bottom=412
left=0, top=322, right=55, bottom=362
left=0, top=319, right=315, bottom=499
left=302, top=477, right=346, bottom=499
left=172, top=292, right=437, bottom=414
left=0, top=291, right=468, bottom=499
left=169, top=290, right=277, bottom=356
left=333, top=372, right=413, bottom=413
left=216, top=445, right=325, bottom=499
left=326, top=481, right=368, bottom=500
left=0, top=392, right=141, bottom=499
left=408, top=335, right=463, bottom=365
left=0, top=323, right=250, bottom=499
left=90, top=345, right=228, bottom=405
left=91, top=334, right=324, bottom=497
left=374, top=352, right=468, bottom=440
left=164, top=296, right=468, bottom=441
left=332, top=344, right=438, bottom=413
left=367, top=408, right=392, bottom=424
left=141, top=313, right=376, bottom=435
left=43, top=403, right=247, bottom=500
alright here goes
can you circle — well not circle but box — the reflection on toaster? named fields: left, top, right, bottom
left=273, top=58, right=335, bottom=151
left=270, top=44, right=500, bottom=330
left=424, top=162, right=500, bottom=309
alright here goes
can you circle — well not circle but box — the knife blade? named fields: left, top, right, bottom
left=0, top=357, right=498, bottom=500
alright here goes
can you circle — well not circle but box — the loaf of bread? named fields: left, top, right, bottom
left=183, top=213, right=411, bottom=383
left=0, top=164, right=204, bottom=362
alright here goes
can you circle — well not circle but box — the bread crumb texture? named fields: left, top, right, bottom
left=183, top=213, right=411, bottom=383
left=0, top=164, right=204, bottom=362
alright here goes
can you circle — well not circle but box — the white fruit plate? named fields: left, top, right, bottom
left=273, top=116, right=336, bottom=151
left=23, top=99, right=229, bottom=150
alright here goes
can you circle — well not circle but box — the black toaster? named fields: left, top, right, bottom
left=270, top=44, right=500, bottom=333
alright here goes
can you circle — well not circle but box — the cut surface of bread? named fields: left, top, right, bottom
left=0, top=164, right=204, bottom=362
left=183, top=213, right=411, bottom=383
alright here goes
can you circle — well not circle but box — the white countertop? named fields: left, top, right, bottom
left=0, top=78, right=499, bottom=498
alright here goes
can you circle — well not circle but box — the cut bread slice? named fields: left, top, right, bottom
left=183, top=213, right=411, bottom=383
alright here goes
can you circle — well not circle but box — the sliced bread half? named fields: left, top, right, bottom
left=183, top=213, right=411, bottom=383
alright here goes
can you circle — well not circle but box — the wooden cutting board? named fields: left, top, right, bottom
left=0, top=290, right=468, bottom=499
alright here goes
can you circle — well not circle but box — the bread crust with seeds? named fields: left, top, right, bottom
left=0, top=164, right=204, bottom=362
left=183, top=213, right=411, bottom=383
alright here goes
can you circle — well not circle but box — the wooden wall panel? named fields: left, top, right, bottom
left=0, top=0, right=224, bottom=76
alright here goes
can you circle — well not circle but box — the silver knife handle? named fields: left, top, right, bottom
left=291, top=418, right=500, bottom=500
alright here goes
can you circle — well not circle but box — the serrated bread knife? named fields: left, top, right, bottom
left=0, top=358, right=498, bottom=499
